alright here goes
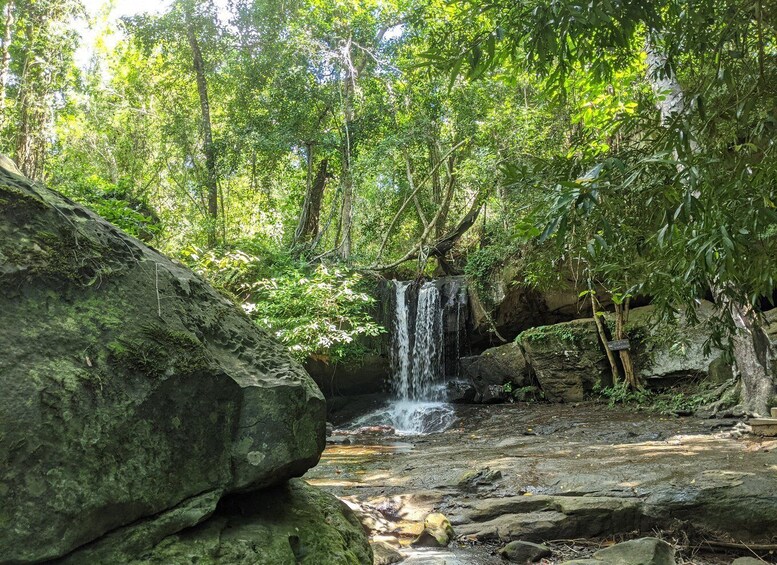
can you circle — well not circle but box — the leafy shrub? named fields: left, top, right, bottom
left=651, top=392, right=707, bottom=415
left=593, top=382, right=652, bottom=407
left=182, top=244, right=385, bottom=362
left=57, top=174, right=161, bottom=241
left=594, top=381, right=720, bottom=415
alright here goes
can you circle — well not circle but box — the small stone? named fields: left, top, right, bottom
left=592, top=537, right=676, bottom=565
left=731, top=558, right=765, bottom=565
left=498, top=540, right=552, bottom=562
left=457, top=467, right=503, bottom=491
left=411, top=513, right=454, bottom=548
left=371, top=540, right=404, bottom=565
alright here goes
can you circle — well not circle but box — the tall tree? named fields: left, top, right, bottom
left=183, top=3, right=218, bottom=246
left=9, top=0, right=81, bottom=179
left=0, top=0, right=14, bottom=121
left=123, top=0, right=224, bottom=247
left=432, top=0, right=777, bottom=410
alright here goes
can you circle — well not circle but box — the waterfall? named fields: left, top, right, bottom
left=351, top=278, right=462, bottom=435
left=391, top=281, right=413, bottom=400
left=383, top=280, right=452, bottom=433
left=411, top=282, right=444, bottom=397
left=391, top=281, right=444, bottom=401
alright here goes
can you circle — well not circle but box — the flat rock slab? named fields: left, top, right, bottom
left=305, top=403, right=777, bottom=553
left=591, top=537, right=675, bottom=565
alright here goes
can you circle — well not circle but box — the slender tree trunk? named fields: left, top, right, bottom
left=591, top=291, right=621, bottom=385
left=338, top=65, right=355, bottom=260
left=294, top=141, right=314, bottom=245
left=186, top=15, right=218, bottom=247
left=435, top=152, right=457, bottom=238
left=615, top=299, right=639, bottom=389
left=335, top=28, right=386, bottom=261
left=0, top=0, right=14, bottom=121
left=294, top=155, right=328, bottom=247
left=15, top=20, right=46, bottom=180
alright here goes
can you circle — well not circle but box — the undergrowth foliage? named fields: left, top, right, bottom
left=593, top=381, right=731, bottom=415
left=181, top=243, right=385, bottom=362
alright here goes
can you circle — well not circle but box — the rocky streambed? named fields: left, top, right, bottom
left=305, top=403, right=777, bottom=564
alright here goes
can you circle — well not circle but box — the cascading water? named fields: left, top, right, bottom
left=409, top=282, right=443, bottom=398
left=391, top=281, right=413, bottom=400
left=352, top=280, right=456, bottom=434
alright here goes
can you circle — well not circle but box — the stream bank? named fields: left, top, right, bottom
left=305, top=402, right=777, bottom=564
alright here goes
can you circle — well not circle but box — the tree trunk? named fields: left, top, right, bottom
left=294, top=155, right=328, bottom=247
left=591, top=291, right=621, bottom=385
left=15, top=20, right=46, bottom=180
left=337, top=65, right=355, bottom=260
left=435, top=151, right=457, bottom=238
left=374, top=192, right=485, bottom=271
left=294, top=142, right=315, bottom=246
left=427, top=194, right=480, bottom=258
left=0, top=0, right=14, bottom=121
left=338, top=163, right=353, bottom=259
left=615, top=299, right=639, bottom=389
left=729, top=302, right=775, bottom=415
left=186, top=15, right=218, bottom=247
left=646, top=34, right=774, bottom=412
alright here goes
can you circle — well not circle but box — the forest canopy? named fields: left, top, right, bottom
left=2, top=0, right=776, bottom=404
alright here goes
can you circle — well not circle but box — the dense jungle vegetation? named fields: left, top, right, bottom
left=3, top=0, right=776, bottom=407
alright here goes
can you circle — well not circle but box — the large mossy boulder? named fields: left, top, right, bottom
left=519, top=319, right=609, bottom=402
left=0, top=166, right=327, bottom=562
left=515, top=301, right=734, bottom=402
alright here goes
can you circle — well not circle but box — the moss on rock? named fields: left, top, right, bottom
left=518, top=319, right=609, bottom=402
left=0, top=165, right=327, bottom=562
left=127, top=479, right=372, bottom=565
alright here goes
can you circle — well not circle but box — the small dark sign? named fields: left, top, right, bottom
left=607, top=339, right=631, bottom=352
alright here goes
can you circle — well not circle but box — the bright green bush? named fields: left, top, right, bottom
left=57, top=174, right=161, bottom=241
left=182, top=244, right=385, bottom=362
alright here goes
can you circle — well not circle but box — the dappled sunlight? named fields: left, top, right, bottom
left=607, top=434, right=743, bottom=458
left=306, top=478, right=364, bottom=488
left=319, top=442, right=414, bottom=465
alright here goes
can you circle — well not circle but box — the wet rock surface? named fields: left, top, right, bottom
left=306, top=403, right=777, bottom=564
